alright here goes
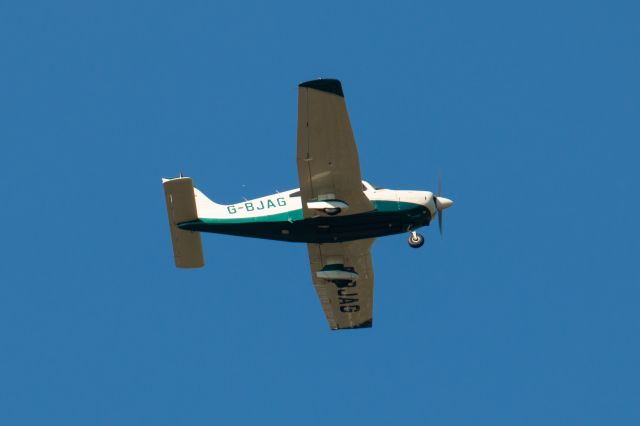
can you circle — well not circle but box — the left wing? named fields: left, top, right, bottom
left=307, top=238, right=375, bottom=330
left=297, top=79, right=373, bottom=218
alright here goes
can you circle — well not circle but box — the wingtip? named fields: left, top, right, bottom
left=331, top=319, right=373, bottom=330
left=299, top=78, right=344, bottom=97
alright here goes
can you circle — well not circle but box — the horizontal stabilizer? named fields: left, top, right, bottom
left=163, top=177, right=204, bottom=268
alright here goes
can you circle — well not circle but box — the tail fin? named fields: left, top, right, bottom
left=162, top=177, right=204, bottom=268
left=193, top=186, right=225, bottom=218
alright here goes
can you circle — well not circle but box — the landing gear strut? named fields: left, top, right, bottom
left=408, top=231, right=425, bottom=248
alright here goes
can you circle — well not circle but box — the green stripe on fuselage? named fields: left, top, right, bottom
left=196, top=209, right=304, bottom=224
left=178, top=200, right=429, bottom=243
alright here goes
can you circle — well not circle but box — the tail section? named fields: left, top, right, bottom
left=162, top=177, right=204, bottom=268
left=193, top=186, right=226, bottom=218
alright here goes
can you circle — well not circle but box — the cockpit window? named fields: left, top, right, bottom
left=289, top=190, right=301, bottom=197
left=371, top=183, right=386, bottom=190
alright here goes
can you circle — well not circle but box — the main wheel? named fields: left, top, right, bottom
left=324, top=207, right=341, bottom=216
left=408, top=233, right=425, bottom=248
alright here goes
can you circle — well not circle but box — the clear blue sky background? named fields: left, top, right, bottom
left=1, top=1, right=639, bottom=425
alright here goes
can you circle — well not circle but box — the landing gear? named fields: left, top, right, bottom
left=408, top=231, right=425, bottom=248
left=324, top=207, right=341, bottom=216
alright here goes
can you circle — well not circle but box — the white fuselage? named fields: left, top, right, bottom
left=194, top=180, right=437, bottom=221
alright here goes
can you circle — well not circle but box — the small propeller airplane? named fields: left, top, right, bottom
left=162, top=79, right=453, bottom=330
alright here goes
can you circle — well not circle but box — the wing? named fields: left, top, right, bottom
left=297, top=79, right=373, bottom=218
left=307, top=238, right=375, bottom=330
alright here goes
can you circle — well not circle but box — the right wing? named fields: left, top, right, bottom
left=297, top=79, right=373, bottom=218
left=307, top=238, right=375, bottom=330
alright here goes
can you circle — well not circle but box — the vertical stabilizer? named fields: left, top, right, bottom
left=162, top=177, right=205, bottom=268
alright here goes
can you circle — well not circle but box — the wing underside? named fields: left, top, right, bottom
left=297, top=79, right=373, bottom=218
left=307, top=239, right=375, bottom=330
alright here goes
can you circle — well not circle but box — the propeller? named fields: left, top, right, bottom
left=433, top=174, right=453, bottom=238
left=437, top=176, right=443, bottom=237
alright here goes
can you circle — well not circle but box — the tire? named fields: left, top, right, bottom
left=408, top=233, right=425, bottom=248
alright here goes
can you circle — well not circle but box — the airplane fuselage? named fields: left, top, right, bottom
left=162, top=78, right=456, bottom=329
left=178, top=181, right=436, bottom=244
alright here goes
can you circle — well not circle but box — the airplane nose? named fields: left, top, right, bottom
left=437, top=197, right=453, bottom=210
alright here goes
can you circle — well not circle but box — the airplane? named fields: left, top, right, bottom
left=162, top=78, right=453, bottom=330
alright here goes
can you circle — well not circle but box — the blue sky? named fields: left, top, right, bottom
left=1, top=1, right=639, bottom=424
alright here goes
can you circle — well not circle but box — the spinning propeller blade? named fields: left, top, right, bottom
left=433, top=174, right=453, bottom=239
left=437, top=175, right=443, bottom=237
